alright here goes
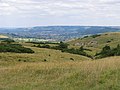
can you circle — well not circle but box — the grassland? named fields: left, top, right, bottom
left=0, top=35, right=8, bottom=39
left=68, top=32, right=120, bottom=56
left=0, top=44, right=120, bottom=90
left=0, top=56, right=120, bottom=90
left=0, top=32, right=120, bottom=90
left=0, top=46, right=90, bottom=62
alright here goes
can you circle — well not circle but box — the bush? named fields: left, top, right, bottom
left=91, top=34, right=101, bottom=38
left=0, top=44, right=34, bottom=53
left=43, top=59, right=47, bottom=62
left=95, top=44, right=120, bottom=58
left=70, top=58, right=74, bottom=61
left=83, top=36, right=88, bottom=38
left=57, top=41, right=68, bottom=50
left=2, top=39, right=15, bottom=44
left=37, top=44, right=50, bottom=48
left=36, top=42, right=92, bottom=59
left=106, top=40, right=111, bottom=43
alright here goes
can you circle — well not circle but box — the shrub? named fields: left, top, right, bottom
left=37, top=44, right=50, bottom=48
left=83, top=36, right=88, bottom=38
left=44, top=59, right=47, bottom=62
left=70, top=58, right=74, bottom=61
left=57, top=41, right=68, bottom=50
left=91, top=34, right=101, bottom=38
left=106, top=40, right=111, bottom=43
left=0, top=44, right=34, bottom=53
left=96, top=44, right=120, bottom=58
left=36, top=42, right=92, bottom=59
left=2, top=39, right=15, bottom=44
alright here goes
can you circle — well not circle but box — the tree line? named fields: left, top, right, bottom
left=36, top=42, right=93, bottom=59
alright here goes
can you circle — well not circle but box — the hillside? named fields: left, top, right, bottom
left=0, top=33, right=120, bottom=90
left=0, top=46, right=90, bottom=62
left=0, top=53, right=120, bottom=90
left=68, top=32, right=120, bottom=56
left=0, top=35, right=9, bottom=39
left=0, top=34, right=120, bottom=90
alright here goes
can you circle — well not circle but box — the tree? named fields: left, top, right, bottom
left=95, top=44, right=120, bottom=59
left=114, top=44, right=120, bottom=55
left=117, top=44, right=120, bottom=49
left=2, top=39, right=15, bottom=44
left=79, top=46, right=84, bottom=51
left=102, top=45, right=111, bottom=51
left=58, top=41, right=68, bottom=50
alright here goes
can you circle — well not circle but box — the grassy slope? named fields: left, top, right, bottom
left=0, top=35, right=8, bottom=38
left=0, top=44, right=120, bottom=90
left=68, top=32, right=120, bottom=56
left=0, top=56, right=120, bottom=90
left=0, top=46, right=90, bottom=62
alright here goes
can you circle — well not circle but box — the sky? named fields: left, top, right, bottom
left=0, top=0, right=120, bottom=27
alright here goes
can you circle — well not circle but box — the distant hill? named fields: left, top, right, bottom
left=0, top=26, right=120, bottom=41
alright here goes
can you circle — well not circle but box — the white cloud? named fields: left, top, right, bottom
left=100, top=0, right=120, bottom=4
left=0, top=0, right=120, bottom=26
left=0, top=0, right=119, bottom=16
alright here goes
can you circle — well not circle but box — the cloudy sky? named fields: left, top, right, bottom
left=0, top=0, right=120, bottom=27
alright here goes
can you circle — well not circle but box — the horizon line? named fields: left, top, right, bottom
left=1, top=25, right=120, bottom=28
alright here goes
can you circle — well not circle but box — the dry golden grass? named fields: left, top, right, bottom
left=1, top=32, right=120, bottom=89
left=0, top=35, right=8, bottom=38
left=68, top=32, right=120, bottom=56
left=0, top=43, right=120, bottom=90
left=0, top=46, right=90, bottom=63
left=0, top=50, right=120, bottom=90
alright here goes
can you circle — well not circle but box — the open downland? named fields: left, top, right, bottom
left=68, top=32, right=120, bottom=56
left=0, top=46, right=90, bottom=62
left=0, top=46, right=120, bottom=90
left=0, top=57, right=120, bottom=90
left=0, top=35, right=8, bottom=39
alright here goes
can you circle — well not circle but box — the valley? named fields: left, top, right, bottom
left=0, top=0, right=120, bottom=89
left=0, top=45, right=120, bottom=90
left=0, top=30, right=120, bottom=90
left=0, top=26, right=120, bottom=41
